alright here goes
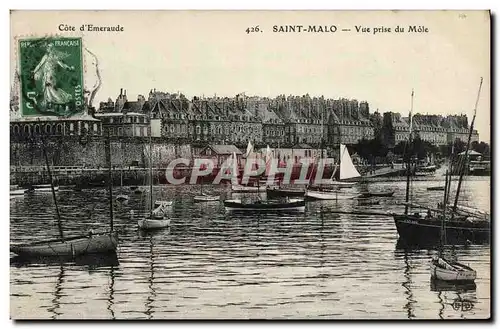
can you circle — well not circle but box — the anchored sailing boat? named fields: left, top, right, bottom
left=194, top=178, right=220, bottom=202
left=231, top=151, right=266, bottom=192
left=10, top=135, right=118, bottom=258
left=305, top=144, right=361, bottom=200
left=329, top=143, right=361, bottom=187
left=137, top=129, right=171, bottom=230
left=116, top=147, right=129, bottom=202
left=394, top=82, right=490, bottom=246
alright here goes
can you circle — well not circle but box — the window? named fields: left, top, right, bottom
left=45, top=124, right=52, bottom=134
left=118, top=127, right=123, bottom=136
left=13, top=125, right=19, bottom=135
left=84, top=123, right=89, bottom=131
left=196, top=125, right=201, bottom=135
left=110, top=128, right=115, bottom=136
left=24, top=125, right=30, bottom=135
left=110, top=118, right=114, bottom=124
left=34, top=124, right=41, bottom=134
left=69, top=123, right=74, bottom=132
left=93, top=123, right=98, bottom=132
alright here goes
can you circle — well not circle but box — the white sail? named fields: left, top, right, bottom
left=339, top=144, right=361, bottom=180
left=232, top=152, right=239, bottom=179
left=244, top=140, right=254, bottom=158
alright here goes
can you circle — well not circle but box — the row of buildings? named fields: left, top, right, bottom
left=10, top=89, right=479, bottom=149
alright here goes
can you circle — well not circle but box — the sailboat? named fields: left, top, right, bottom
left=231, top=151, right=266, bottom=192
left=328, top=144, right=360, bottom=187
left=429, top=171, right=476, bottom=282
left=305, top=144, right=361, bottom=200
left=393, top=82, right=490, bottom=247
left=194, top=178, right=220, bottom=202
left=116, top=167, right=129, bottom=202
left=137, top=125, right=171, bottom=230
left=10, top=135, right=118, bottom=258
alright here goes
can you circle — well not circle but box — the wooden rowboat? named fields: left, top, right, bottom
left=137, top=218, right=171, bottom=230
left=224, top=198, right=305, bottom=212
left=10, top=232, right=118, bottom=258
left=430, top=256, right=476, bottom=282
left=194, top=193, right=220, bottom=202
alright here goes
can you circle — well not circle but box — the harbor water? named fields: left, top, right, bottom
left=10, top=177, right=490, bottom=319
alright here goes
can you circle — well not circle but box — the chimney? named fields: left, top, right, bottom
left=124, top=89, right=127, bottom=96
left=120, top=88, right=123, bottom=96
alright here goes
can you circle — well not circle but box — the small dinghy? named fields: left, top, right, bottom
left=194, top=193, right=220, bottom=202
left=430, top=256, right=476, bottom=282
left=231, top=184, right=267, bottom=192
left=34, top=184, right=59, bottom=192
left=10, top=189, right=27, bottom=196
left=427, top=186, right=445, bottom=191
left=305, top=189, right=360, bottom=200
left=137, top=217, right=171, bottom=230
left=116, top=194, right=129, bottom=202
left=266, top=186, right=306, bottom=198
left=358, top=200, right=380, bottom=206
left=154, top=200, right=172, bottom=208
left=224, top=198, right=305, bottom=212
left=359, top=191, right=395, bottom=198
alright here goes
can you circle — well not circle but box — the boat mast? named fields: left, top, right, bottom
left=149, top=111, right=154, bottom=217
left=440, top=169, right=450, bottom=252
left=41, top=136, right=64, bottom=240
left=105, top=131, right=114, bottom=232
left=451, top=77, right=483, bottom=218
left=404, top=90, right=415, bottom=215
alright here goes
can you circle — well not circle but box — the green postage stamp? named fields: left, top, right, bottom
left=18, top=37, right=84, bottom=116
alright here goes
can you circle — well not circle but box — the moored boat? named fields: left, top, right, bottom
left=10, top=189, right=27, bottom=196
left=10, top=232, right=118, bottom=258
left=137, top=217, right=171, bottom=230
left=224, top=198, right=305, bottom=212
left=116, top=194, right=129, bottom=202
left=430, top=256, right=476, bottom=282
left=266, top=186, right=306, bottom=198
left=194, top=193, right=220, bottom=202
left=33, top=184, right=59, bottom=192
left=305, top=189, right=360, bottom=201
left=359, top=191, right=395, bottom=198
left=427, top=186, right=445, bottom=191
left=231, top=184, right=267, bottom=192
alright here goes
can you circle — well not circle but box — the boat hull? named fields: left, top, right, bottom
left=10, top=233, right=118, bottom=258
left=116, top=194, right=129, bottom=202
left=194, top=195, right=220, bottom=202
left=137, top=218, right=171, bottom=230
left=394, top=215, right=490, bottom=245
left=10, top=189, right=27, bottom=196
left=231, top=185, right=267, bottom=192
left=224, top=199, right=305, bottom=212
left=305, top=190, right=359, bottom=200
left=359, top=191, right=395, bottom=198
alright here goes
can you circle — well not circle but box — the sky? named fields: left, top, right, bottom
left=10, top=10, right=491, bottom=141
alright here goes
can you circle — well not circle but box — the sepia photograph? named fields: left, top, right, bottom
left=9, top=10, right=491, bottom=320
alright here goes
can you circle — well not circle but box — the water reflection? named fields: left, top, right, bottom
left=10, top=180, right=490, bottom=319
left=48, top=265, right=64, bottom=320
left=402, top=251, right=416, bottom=319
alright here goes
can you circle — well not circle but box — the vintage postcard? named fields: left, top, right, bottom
left=9, top=10, right=491, bottom=320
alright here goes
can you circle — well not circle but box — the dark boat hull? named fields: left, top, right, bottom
left=359, top=191, right=395, bottom=198
left=224, top=199, right=305, bottom=211
left=266, top=187, right=305, bottom=198
left=394, top=215, right=490, bottom=246
left=10, top=232, right=118, bottom=258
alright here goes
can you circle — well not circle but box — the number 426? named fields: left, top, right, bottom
left=246, top=25, right=261, bottom=34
